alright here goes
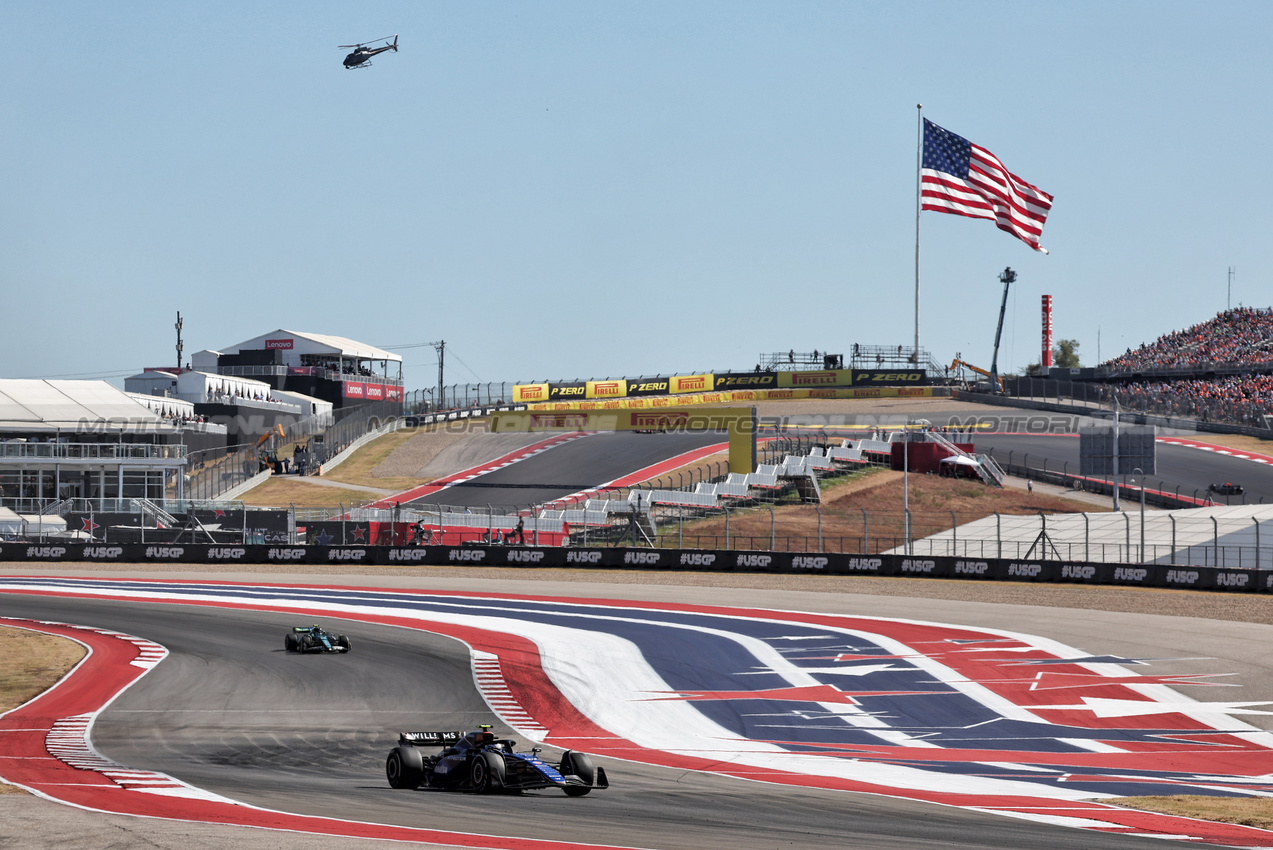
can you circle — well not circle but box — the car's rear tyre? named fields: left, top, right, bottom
left=284, top=633, right=296, bottom=652
left=560, top=751, right=594, bottom=796
left=386, top=746, right=423, bottom=789
left=337, top=635, right=352, bottom=652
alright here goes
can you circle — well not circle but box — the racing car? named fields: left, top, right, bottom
left=385, top=725, right=608, bottom=795
left=283, top=624, right=352, bottom=653
left=1209, top=482, right=1244, bottom=496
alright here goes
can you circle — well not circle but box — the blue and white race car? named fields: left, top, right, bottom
left=386, top=725, right=608, bottom=795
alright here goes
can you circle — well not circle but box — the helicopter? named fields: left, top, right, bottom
left=339, top=34, right=398, bottom=69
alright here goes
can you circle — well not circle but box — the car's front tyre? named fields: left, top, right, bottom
left=469, top=751, right=504, bottom=793
left=560, top=751, right=594, bottom=796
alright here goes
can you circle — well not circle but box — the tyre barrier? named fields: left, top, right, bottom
left=2, top=543, right=1270, bottom=593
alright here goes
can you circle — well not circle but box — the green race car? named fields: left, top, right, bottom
left=284, top=624, right=352, bottom=653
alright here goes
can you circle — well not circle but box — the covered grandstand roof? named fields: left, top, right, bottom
left=0, top=379, right=165, bottom=431
left=219, top=330, right=400, bottom=363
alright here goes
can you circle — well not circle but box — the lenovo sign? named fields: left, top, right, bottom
left=264, top=338, right=294, bottom=349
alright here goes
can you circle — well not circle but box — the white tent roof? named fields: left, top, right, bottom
left=0, top=379, right=166, bottom=430
left=219, top=329, right=400, bottom=363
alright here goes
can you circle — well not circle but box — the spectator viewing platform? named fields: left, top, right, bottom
left=191, top=329, right=403, bottom=409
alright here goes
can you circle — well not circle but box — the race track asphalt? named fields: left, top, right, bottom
left=403, top=431, right=727, bottom=509
left=3, top=578, right=1265, bottom=850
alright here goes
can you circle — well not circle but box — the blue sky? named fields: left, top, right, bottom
left=4, top=2, right=1268, bottom=390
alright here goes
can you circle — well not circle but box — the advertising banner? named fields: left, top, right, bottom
left=713, top=372, right=778, bottom=391
left=668, top=374, right=713, bottom=394
left=778, top=369, right=853, bottom=389
left=851, top=369, right=929, bottom=386
left=340, top=381, right=399, bottom=400
left=627, top=377, right=670, bottom=397
left=547, top=382, right=588, bottom=401
left=512, top=383, right=550, bottom=403
left=994, top=560, right=1057, bottom=582
left=585, top=379, right=628, bottom=400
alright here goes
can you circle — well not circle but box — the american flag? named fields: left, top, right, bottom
left=921, top=119, right=1053, bottom=254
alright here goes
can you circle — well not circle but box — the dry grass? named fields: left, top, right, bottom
left=671, top=467, right=1101, bottom=550
left=0, top=626, right=86, bottom=713
left=1111, top=796, right=1273, bottom=831
left=320, top=427, right=424, bottom=491
left=239, top=478, right=387, bottom=509
left=0, top=625, right=85, bottom=793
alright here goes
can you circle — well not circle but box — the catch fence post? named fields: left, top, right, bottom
left=1169, top=514, right=1176, bottom=564
left=1212, top=516, right=1219, bottom=567
left=1124, top=512, right=1131, bottom=562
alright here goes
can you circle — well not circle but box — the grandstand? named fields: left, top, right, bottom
left=1101, top=308, right=1273, bottom=375
left=1090, top=308, right=1273, bottom=428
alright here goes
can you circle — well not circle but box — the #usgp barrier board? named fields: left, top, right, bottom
left=0, top=544, right=1267, bottom=592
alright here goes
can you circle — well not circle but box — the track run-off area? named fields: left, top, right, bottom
left=3, top=576, right=1273, bottom=848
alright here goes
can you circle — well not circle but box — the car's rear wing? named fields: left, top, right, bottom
left=399, top=731, right=462, bottom=746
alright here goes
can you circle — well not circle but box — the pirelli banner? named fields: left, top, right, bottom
left=512, top=369, right=927, bottom=406
left=586, top=379, right=628, bottom=400
left=527, top=386, right=936, bottom=411
left=777, top=369, right=853, bottom=389
left=512, top=383, right=550, bottom=404
left=668, top=373, right=713, bottom=394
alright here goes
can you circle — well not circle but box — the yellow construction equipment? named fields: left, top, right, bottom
left=949, top=355, right=1004, bottom=392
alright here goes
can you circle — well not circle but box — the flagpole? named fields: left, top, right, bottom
left=914, top=104, right=923, bottom=366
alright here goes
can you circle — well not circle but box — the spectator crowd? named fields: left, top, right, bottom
left=1107, top=374, right=1273, bottom=426
left=1103, top=307, right=1273, bottom=372
left=1084, top=308, right=1273, bottom=427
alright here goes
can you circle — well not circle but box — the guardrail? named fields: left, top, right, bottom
left=0, top=442, right=186, bottom=460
